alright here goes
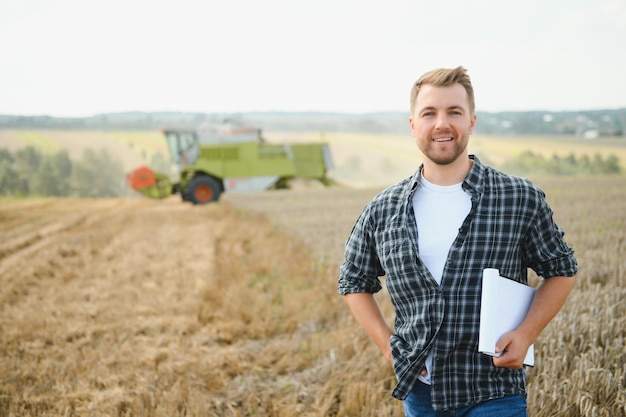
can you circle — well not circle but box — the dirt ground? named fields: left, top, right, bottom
left=0, top=188, right=393, bottom=416
left=0, top=198, right=229, bottom=411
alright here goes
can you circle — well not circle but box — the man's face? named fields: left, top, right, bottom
left=409, top=83, right=476, bottom=166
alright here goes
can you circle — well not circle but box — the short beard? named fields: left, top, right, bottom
left=422, top=140, right=467, bottom=166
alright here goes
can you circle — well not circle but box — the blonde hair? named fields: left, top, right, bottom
left=410, top=66, right=475, bottom=115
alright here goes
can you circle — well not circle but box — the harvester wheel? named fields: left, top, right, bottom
left=187, top=176, right=222, bottom=204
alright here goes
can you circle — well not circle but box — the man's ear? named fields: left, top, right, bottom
left=469, top=113, right=477, bottom=134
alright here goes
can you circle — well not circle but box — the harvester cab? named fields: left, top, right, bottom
left=164, top=129, right=199, bottom=171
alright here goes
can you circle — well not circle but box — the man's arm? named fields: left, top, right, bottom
left=493, top=275, right=575, bottom=368
left=343, top=292, right=394, bottom=363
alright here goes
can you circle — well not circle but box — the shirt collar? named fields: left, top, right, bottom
left=408, top=154, right=485, bottom=197
left=463, top=155, right=485, bottom=194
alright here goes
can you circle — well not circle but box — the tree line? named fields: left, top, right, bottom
left=0, top=146, right=128, bottom=198
left=1, top=109, right=625, bottom=136
left=501, top=151, right=622, bottom=176
left=0, top=146, right=622, bottom=199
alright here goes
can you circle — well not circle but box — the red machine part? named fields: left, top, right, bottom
left=126, top=166, right=157, bottom=191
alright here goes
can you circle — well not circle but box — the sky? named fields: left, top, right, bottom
left=1, top=0, right=625, bottom=117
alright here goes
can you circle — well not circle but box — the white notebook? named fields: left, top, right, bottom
left=478, top=268, right=536, bottom=366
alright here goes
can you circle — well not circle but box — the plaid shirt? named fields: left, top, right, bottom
left=338, top=155, right=577, bottom=410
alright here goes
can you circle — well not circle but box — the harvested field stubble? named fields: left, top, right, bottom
left=0, top=176, right=624, bottom=416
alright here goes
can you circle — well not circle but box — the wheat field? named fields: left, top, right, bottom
left=0, top=174, right=624, bottom=416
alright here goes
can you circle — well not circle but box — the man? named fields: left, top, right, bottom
left=337, top=66, right=577, bottom=416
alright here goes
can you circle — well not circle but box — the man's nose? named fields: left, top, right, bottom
left=435, top=114, right=451, bottom=129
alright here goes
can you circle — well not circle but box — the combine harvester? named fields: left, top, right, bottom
left=126, top=121, right=333, bottom=204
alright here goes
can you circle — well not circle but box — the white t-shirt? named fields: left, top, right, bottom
left=412, top=176, right=471, bottom=384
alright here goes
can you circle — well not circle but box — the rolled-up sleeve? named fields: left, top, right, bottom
left=525, top=199, right=578, bottom=278
left=338, top=206, right=385, bottom=295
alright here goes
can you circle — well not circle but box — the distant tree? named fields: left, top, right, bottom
left=551, top=153, right=578, bottom=175
left=546, top=154, right=563, bottom=175
left=54, top=149, right=73, bottom=195
left=603, top=154, right=621, bottom=174
left=578, top=155, right=591, bottom=174
left=504, top=150, right=544, bottom=175
left=594, top=153, right=621, bottom=174
left=0, top=148, right=12, bottom=164
left=30, top=149, right=73, bottom=196
left=52, top=149, right=73, bottom=179
left=31, top=157, right=57, bottom=196
left=590, top=154, right=603, bottom=174
left=13, top=146, right=40, bottom=195
left=71, top=148, right=125, bottom=197
left=564, top=153, right=577, bottom=167
left=0, top=149, right=17, bottom=195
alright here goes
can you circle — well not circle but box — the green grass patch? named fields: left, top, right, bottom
left=15, top=132, right=60, bottom=153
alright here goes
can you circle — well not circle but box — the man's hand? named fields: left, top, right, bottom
left=493, top=275, right=575, bottom=369
left=492, top=329, right=533, bottom=368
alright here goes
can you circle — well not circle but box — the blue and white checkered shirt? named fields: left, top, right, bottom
left=338, top=155, right=577, bottom=410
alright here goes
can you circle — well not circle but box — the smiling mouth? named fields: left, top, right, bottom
left=433, top=137, right=453, bottom=142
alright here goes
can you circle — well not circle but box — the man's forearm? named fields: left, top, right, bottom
left=519, top=275, right=576, bottom=343
left=343, top=292, right=394, bottom=363
left=494, top=275, right=575, bottom=368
